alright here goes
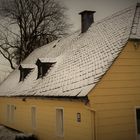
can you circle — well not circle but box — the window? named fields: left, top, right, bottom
left=31, top=107, right=36, bottom=129
left=136, top=109, right=140, bottom=134
left=11, top=105, right=15, bottom=123
left=36, top=58, right=56, bottom=78
left=77, top=113, right=81, bottom=122
left=56, top=108, right=64, bottom=136
left=6, top=104, right=15, bottom=123
left=37, top=64, right=48, bottom=78
left=6, top=104, right=10, bottom=123
left=19, top=64, right=34, bottom=81
left=20, top=70, right=25, bottom=81
left=20, top=69, right=30, bottom=81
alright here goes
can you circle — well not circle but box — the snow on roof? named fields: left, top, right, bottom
left=0, top=4, right=139, bottom=97
left=37, top=58, right=56, bottom=63
left=19, top=64, right=36, bottom=69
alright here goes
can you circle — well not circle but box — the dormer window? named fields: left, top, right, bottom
left=19, top=64, right=35, bottom=81
left=36, top=58, right=56, bottom=79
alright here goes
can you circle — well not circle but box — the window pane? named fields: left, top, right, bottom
left=20, top=71, right=24, bottom=81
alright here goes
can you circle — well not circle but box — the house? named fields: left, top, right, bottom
left=0, top=3, right=140, bottom=140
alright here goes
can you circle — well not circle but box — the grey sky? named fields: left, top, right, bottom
left=61, top=0, right=137, bottom=31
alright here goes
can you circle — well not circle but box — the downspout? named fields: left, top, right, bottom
left=85, top=106, right=97, bottom=140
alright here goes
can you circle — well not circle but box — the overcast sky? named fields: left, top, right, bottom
left=61, top=0, right=138, bottom=31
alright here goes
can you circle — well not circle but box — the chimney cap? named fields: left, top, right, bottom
left=79, top=10, right=96, bottom=15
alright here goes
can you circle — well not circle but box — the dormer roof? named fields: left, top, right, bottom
left=36, top=58, right=56, bottom=64
left=19, top=64, right=35, bottom=70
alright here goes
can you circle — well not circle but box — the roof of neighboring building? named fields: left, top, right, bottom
left=37, top=58, right=57, bottom=64
left=0, top=3, right=139, bottom=97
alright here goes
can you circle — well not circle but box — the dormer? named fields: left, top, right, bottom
left=19, top=64, right=35, bottom=81
left=36, top=58, right=56, bottom=78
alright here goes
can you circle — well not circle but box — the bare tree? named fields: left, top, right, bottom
left=0, top=0, right=70, bottom=69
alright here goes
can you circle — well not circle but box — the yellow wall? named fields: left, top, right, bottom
left=0, top=97, right=93, bottom=140
left=88, top=41, right=140, bottom=140
left=0, top=41, right=140, bottom=140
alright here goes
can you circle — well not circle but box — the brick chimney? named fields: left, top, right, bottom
left=79, top=10, right=96, bottom=33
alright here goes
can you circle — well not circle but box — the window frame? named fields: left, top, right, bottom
left=19, top=65, right=34, bottom=82
left=6, top=104, right=10, bottom=123
left=6, top=104, right=15, bottom=124
left=11, top=105, right=15, bottom=123
left=31, top=106, right=37, bottom=129
left=56, top=107, right=64, bottom=137
left=36, top=59, right=56, bottom=79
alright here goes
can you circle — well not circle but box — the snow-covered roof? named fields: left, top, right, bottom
left=0, top=3, right=139, bottom=97
left=37, top=58, right=57, bottom=63
left=19, top=64, right=35, bottom=69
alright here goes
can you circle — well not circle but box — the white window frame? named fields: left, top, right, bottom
left=56, top=107, right=64, bottom=137
left=6, top=104, right=15, bottom=124
left=6, top=104, right=10, bottom=123
left=31, top=106, right=36, bottom=129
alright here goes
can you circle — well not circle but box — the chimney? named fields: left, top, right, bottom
left=79, top=10, right=96, bottom=33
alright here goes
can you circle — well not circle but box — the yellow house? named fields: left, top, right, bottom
left=0, top=3, right=140, bottom=140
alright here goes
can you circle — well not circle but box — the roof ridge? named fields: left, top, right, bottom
left=94, top=4, right=137, bottom=26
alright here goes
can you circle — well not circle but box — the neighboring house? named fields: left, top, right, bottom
left=0, top=3, right=140, bottom=140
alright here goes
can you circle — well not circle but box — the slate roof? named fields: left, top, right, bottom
left=0, top=3, right=139, bottom=97
left=37, top=58, right=57, bottom=63
left=19, top=64, right=35, bottom=69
